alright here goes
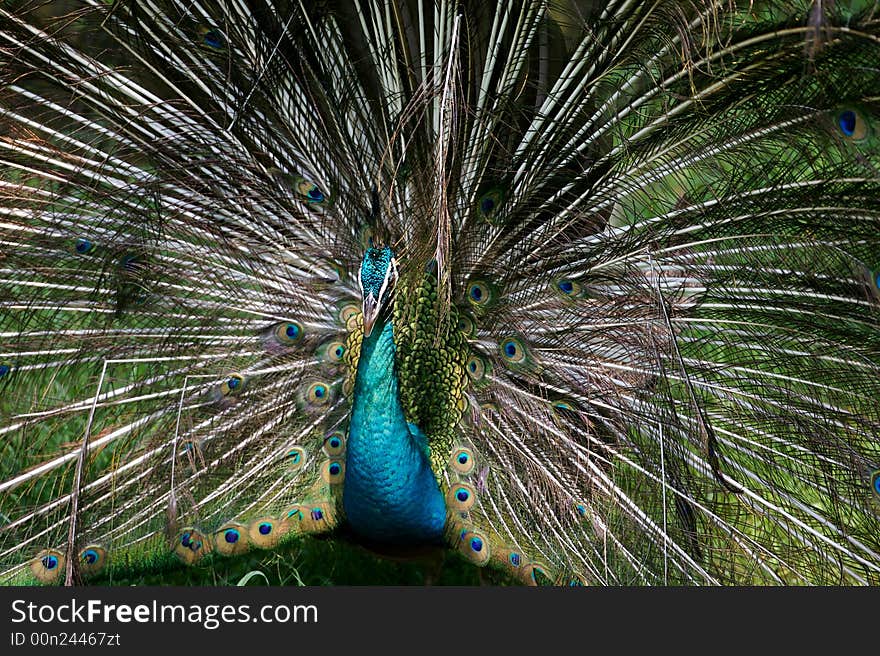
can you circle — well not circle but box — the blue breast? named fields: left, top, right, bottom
left=343, top=321, right=447, bottom=543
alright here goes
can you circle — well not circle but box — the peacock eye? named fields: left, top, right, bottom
left=318, top=340, right=346, bottom=363
left=295, top=177, right=327, bottom=203
left=30, top=549, right=66, bottom=584
left=477, top=188, right=505, bottom=223
left=552, top=397, right=578, bottom=413
left=75, top=238, right=96, bottom=254
left=526, top=564, right=551, bottom=586
left=457, top=315, right=475, bottom=336
left=214, top=523, right=249, bottom=556
left=465, top=355, right=486, bottom=381
left=447, top=483, right=476, bottom=511
left=450, top=447, right=475, bottom=474
left=247, top=516, right=287, bottom=549
left=287, top=446, right=306, bottom=470
left=509, top=552, right=522, bottom=567
left=459, top=529, right=492, bottom=565
left=339, top=303, right=361, bottom=330
left=78, top=545, right=107, bottom=576
left=274, top=321, right=303, bottom=344
left=220, top=373, right=246, bottom=396
left=837, top=109, right=868, bottom=141
left=872, top=470, right=880, bottom=497
left=173, top=528, right=210, bottom=564
left=323, top=432, right=346, bottom=456
left=199, top=26, right=226, bottom=50
left=305, top=381, right=331, bottom=405
left=555, top=278, right=583, bottom=298
left=321, top=459, right=345, bottom=484
left=467, top=281, right=492, bottom=306
left=499, top=337, right=527, bottom=364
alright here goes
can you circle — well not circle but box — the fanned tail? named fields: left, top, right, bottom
left=1, top=1, right=879, bottom=585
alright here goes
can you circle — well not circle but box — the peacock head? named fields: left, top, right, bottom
left=358, top=246, right=398, bottom=337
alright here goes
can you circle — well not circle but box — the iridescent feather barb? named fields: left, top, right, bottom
left=1, top=0, right=880, bottom=586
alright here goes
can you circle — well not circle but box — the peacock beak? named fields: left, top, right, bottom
left=362, top=293, right=380, bottom=337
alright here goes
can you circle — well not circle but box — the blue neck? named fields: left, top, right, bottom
left=343, top=317, right=447, bottom=544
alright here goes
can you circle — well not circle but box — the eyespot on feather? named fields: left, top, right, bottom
left=465, top=354, right=488, bottom=382
left=284, top=503, right=336, bottom=534
left=320, top=459, right=345, bottom=485
left=450, top=448, right=476, bottom=475
left=286, top=446, right=307, bottom=471
left=78, top=545, right=107, bottom=577
left=173, top=528, right=212, bottom=565
left=476, top=187, right=505, bottom=224
left=466, top=280, right=495, bottom=308
left=836, top=108, right=869, bottom=141
left=447, top=483, right=476, bottom=512
left=74, top=238, right=97, bottom=255
left=248, top=517, right=290, bottom=549
left=219, top=373, right=246, bottom=397
left=499, top=336, right=528, bottom=365
left=197, top=25, right=226, bottom=50
left=293, top=176, right=328, bottom=203
left=520, top=561, right=554, bottom=586
left=552, top=397, right=580, bottom=413
left=457, top=314, right=476, bottom=337
left=274, top=321, right=304, bottom=345
left=322, top=432, right=346, bottom=457
left=317, top=340, right=346, bottom=364
left=214, top=523, right=250, bottom=557
left=30, top=549, right=65, bottom=584
left=554, top=277, right=583, bottom=299
left=339, top=303, right=361, bottom=327
left=304, top=381, right=332, bottom=406
left=494, top=548, right=526, bottom=574
left=457, top=529, right=491, bottom=566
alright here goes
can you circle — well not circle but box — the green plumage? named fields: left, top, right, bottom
left=394, top=274, right=470, bottom=479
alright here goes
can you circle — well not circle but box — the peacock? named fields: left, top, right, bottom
left=1, top=0, right=879, bottom=587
